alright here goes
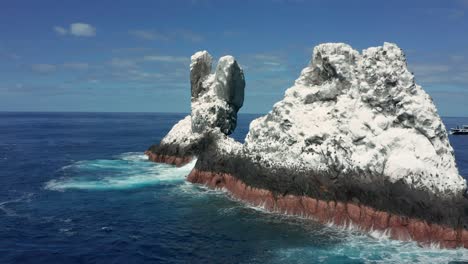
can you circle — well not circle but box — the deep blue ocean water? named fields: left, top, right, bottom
left=1, top=112, right=468, bottom=264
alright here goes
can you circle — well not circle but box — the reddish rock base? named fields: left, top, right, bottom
left=144, top=151, right=192, bottom=167
left=188, top=169, right=468, bottom=249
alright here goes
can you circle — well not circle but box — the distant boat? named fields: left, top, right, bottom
left=451, top=125, right=468, bottom=135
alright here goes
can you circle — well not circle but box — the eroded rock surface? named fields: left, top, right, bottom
left=191, top=54, right=245, bottom=135
left=244, top=43, right=465, bottom=197
left=190, top=51, right=212, bottom=99
left=146, top=51, right=245, bottom=165
left=147, top=43, right=468, bottom=248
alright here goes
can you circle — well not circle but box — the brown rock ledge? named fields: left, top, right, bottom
left=187, top=169, right=468, bottom=249
left=144, top=151, right=192, bottom=167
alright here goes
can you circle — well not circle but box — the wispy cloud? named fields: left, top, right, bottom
left=129, top=29, right=203, bottom=43
left=63, top=62, right=89, bottom=70
left=409, top=62, right=468, bottom=85
left=422, top=8, right=465, bottom=20
left=143, top=55, right=188, bottom=63
left=30, top=62, right=91, bottom=75
left=101, top=55, right=189, bottom=84
left=223, top=30, right=242, bottom=37
left=109, top=58, right=137, bottom=68
left=0, top=51, right=20, bottom=60
left=448, top=9, right=465, bottom=19
left=450, top=55, right=465, bottom=62
left=108, top=67, right=183, bottom=83
left=31, top=64, right=57, bottom=74
left=128, top=30, right=170, bottom=41
left=410, top=64, right=450, bottom=75
left=124, top=69, right=164, bottom=81
left=108, top=54, right=189, bottom=70
left=242, top=53, right=289, bottom=73
left=53, top=26, right=67, bottom=36
left=263, top=61, right=281, bottom=66
left=176, top=30, right=203, bottom=42
left=252, top=54, right=283, bottom=61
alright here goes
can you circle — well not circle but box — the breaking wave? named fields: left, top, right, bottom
left=271, top=231, right=468, bottom=263
left=42, top=152, right=468, bottom=262
left=187, top=185, right=468, bottom=263
left=45, top=152, right=196, bottom=191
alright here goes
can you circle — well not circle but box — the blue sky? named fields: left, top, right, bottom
left=1, top=0, right=468, bottom=116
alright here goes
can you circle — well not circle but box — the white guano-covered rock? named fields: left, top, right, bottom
left=215, top=56, right=245, bottom=111
left=156, top=50, right=245, bottom=156
left=190, top=51, right=213, bottom=99
left=244, top=42, right=465, bottom=197
left=160, top=115, right=202, bottom=148
left=191, top=53, right=245, bottom=135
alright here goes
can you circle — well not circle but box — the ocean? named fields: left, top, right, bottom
left=1, top=112, right=468, bottom=263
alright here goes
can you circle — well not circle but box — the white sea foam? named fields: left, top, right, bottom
left=45, top=152, right=196, bottom=191
left=0, top=193, right=33, bottom=217
left=43, top=151, right=468, bottom=262
left=117, top=152, right=149, bottom=162
left=184, top=182, right=468, bottom=263
left=272, top=232, right=468, bottom=264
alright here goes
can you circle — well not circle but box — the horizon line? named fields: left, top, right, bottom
left=0, top=110, right=467, bottom=118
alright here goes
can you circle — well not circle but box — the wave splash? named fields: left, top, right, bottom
left=271, top=230, right=468, bottom=264
left=190, top=185, right=468, bottom=263
left=45, top=152, right=196, bottom=191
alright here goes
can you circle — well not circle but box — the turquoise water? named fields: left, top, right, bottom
left=1, top=112, right=468, bottom=263
left=45, top=153, right=196, bottom=191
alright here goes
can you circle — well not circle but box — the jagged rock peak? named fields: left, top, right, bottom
left=191, top=53, right=245, bottom=135
left=190, top=50, right=213, bottom=99
left=245, top=42, right=465, bottom=197
left=296, top=43, right=359, bottom=86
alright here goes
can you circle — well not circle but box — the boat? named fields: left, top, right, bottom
left=450, top=125, right=468, bottom=135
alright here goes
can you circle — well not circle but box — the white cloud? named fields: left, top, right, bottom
left=143, top=55, right=187, bottom=63
left=53, top=23, right=96, bottom=37
left=70, top=23, right=96, bottom=37
left=31, top=64, right=57, bottom=73
left=53, top=26, right=68, bottom=35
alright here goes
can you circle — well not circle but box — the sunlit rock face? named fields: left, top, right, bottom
left=214, top=56, right=245, bottom=112
left=149, top=43, right=468, bottom=247
left=191, top=52, right=245, bottom=135
left=244, top=42, right=465, bottom=197
left=146, top=50, right=245, bottom=165
left=190, top=51, right=212, bottom=99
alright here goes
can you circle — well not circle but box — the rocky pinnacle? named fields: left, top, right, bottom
left=191, top=52, right=245, bottom=135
